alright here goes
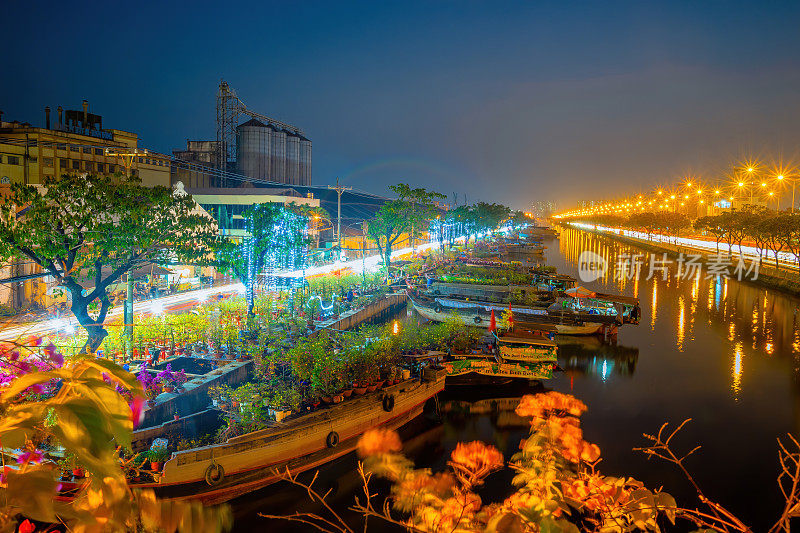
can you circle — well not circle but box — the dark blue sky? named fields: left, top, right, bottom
left=4, top=1, right=800, bottom=209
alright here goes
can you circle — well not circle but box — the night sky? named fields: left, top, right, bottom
left=4, top=1, right=800, bottom=209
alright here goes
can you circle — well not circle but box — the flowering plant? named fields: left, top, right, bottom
left=347, top=392, right=676, bottom=533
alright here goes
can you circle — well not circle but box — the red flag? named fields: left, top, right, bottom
left=508, top=303, right=514, bottom=326
left=489, top=309, right=496, bottom=332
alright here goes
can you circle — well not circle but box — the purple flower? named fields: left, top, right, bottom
left=45, top=343, right=64, bottom=367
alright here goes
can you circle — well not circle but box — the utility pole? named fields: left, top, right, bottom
left=328, top=177, right=351, bottom=261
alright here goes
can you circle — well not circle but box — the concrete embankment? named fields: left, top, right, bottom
left=565, top=224, right=800, bottom=297
left=316, top=292, right=408, bottom=331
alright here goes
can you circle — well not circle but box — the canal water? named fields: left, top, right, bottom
left=234, top=227, right=800, bottom=531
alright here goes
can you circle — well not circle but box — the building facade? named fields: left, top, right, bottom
left=0, top=101, right=172, bottom=310
left=0, top=101, right=170, bottom=188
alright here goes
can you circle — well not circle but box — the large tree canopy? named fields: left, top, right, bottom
left=0, top=174, right=221, bottom=352
left=368, top=184, right=445, bottom=268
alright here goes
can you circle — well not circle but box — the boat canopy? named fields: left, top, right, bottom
left=565, top=286, right=596, bottom=298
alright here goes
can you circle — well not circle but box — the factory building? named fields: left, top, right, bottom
left=235, top=118, right=311, bottom=186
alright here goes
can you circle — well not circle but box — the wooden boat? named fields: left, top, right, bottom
left=131, top=371, right=447, bottom=505
left=408, top=293, right=607, bottom=335
left=563, top=287, right=641, bottom=325
left=428, top=281, right=553, bottom=303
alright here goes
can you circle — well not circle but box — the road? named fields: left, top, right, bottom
left=0, top=240, right=444, bottom=342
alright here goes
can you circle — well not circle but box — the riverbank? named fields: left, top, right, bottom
left=561, top=222, right=800, bottom=296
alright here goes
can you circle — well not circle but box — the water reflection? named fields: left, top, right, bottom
left=547, top=226, right=800, bottom=529
left=557, top=338, right=639, bottom=380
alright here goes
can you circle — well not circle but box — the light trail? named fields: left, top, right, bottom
left=569, top=222, right=800, bottom=272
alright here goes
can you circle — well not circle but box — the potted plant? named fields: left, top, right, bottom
left=147, top=447, right=171, bottom=471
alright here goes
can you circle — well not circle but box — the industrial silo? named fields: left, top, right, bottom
left=270, top=127, right=286, bottom=182
left=286, top=132, right=300, bottom=185
left=299, top=135, right=312, bottom=185
left=236, top=119, right=271, bottom=180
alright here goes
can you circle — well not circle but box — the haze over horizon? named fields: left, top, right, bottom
left=3, top=0, right=800, bottom=210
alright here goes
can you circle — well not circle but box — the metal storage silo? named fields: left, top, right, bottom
left=270, top=127, right=286, bottom=182
left=299, top=136, right=312, bottom=185
left=236, top=119, right=271, bottom=180
left=286, top=132, right=300, bottom=185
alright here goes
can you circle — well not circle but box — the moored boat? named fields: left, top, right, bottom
left=408, top=292, right=608, bottom=335
left=130, top=371, right=447, bottom=505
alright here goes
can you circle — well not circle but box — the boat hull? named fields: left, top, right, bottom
left=410, top=296, right=604, bottom=336
left=135, top=376, right=445, bottom=505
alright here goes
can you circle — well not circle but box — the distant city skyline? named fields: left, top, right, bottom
left=4, top=1, right=800, bottom=209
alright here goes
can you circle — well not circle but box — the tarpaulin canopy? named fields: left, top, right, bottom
left=565, top=286, right=596, bottom=299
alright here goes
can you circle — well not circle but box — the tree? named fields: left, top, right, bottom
left=217, top=202, right=315, bottom=319
left=694, top=215, right=726, bottom=252
left=628, top=212, right=658, bottom=241
left=761, top=214, right=793, bottom=269
left=388, top=184, right=446, bottom=248
left=367, top=200, right=410, bottom=268
left=368, top=185, right=445, bottom=268
left=0, top=174, right=221, bottom=353
left=471, top=202, right=511, bottom=238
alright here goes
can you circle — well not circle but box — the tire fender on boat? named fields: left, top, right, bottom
left=326, top=431, right=340, bottom=448
left=204, top=462, right=225, bottom=486
left=434, top=303, right=443, bottom=313
left=473, top=316, right=482, bottom=324
left=382, top=394, right=395, bottom=412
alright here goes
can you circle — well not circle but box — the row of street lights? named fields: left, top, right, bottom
left=556, top=161, right=799, bottom=219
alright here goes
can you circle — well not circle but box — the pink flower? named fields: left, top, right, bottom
left=27, top=336, right=42, bottom=347
left=130, top=396, right=145, bottom=429
left=17, top=450, right=43, bottom=464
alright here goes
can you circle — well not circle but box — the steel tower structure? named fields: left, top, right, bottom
left=215, top=80, right=303, bottom=186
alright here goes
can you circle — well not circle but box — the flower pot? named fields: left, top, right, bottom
left=375, top=380, right=385, bottom=389
left=402, top=369, right=412, bottom=380
left=342, top=389, right=353, bottom=398
left=332, top=394, right=344, bottom=403
left=310, top=400, right=321, bottom=408
left=353, top=386, right=368, bottom=395
left=366, top=384, right=378, bottom=392
left=321, top=396, right=333, bottom=404
left=150, top=462, right=162, bottom=472
left=274, top=409, right=292, bottom=422
left=173, top=414, right=179, bottom=421
left=72, top=467, right=84, bottom=478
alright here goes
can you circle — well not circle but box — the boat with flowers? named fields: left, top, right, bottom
left=407, top=292, right=612, bottom=335
left=128, top=369, right=447, bottom=505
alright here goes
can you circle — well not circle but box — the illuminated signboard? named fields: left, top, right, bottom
left=714, top=200, right=731, bottom=209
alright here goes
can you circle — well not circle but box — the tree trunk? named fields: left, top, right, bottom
left=70, top=294, right=109, bottom=354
